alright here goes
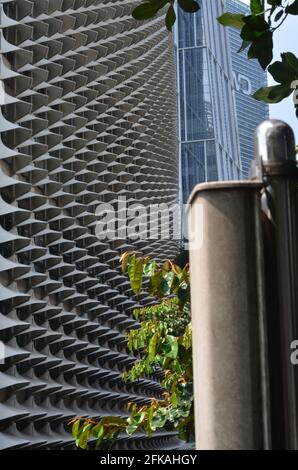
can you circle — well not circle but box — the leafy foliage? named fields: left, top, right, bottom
left=131, top=0, right=298, bottom=113
left=218, top=0, right=298, bottom=107
left=132, top=0, right=199, bottom=31
left=254, top=52, right=298, bottom=103
left=69, top=254, right=193, bottom=449
left=70, top=417, right=127, bottom=450
left=120, top=251, right=190, bottom=309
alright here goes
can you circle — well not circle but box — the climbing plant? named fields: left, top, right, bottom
left=70, top=253, right=193, bottom=449
left=131, top=0, right=298, bottom=112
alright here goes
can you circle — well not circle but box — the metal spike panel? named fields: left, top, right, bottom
left=0, top=0, right=179, bottom=450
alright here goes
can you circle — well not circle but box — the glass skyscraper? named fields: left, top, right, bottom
left=176, top=0, right=241, bottom=204
left=176, top=0, right=269, bottom=203
left=226, top=0, right=269, bottom=177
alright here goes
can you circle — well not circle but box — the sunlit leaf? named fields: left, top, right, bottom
left=149, top=332, right=158, bottom=361
left=163, top=335, right=178, bottom=358
left=127, top=255, right=143, bottom=294
left=250, top=0, right=264, bottom=15
left=72, top=419, right=81, bottom=439
left=217, top=12, right=245, bottom=29
left=253, top=84, right=292, bottom=102
left=127, top=411, right=146, bottom=434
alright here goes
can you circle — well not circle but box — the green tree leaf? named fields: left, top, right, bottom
left=149, top=332, right=158, bottom=361
left=128, top=255, right=143, bottom=294
left=77, top=423, right=92, bottom=449
left=243, top=14, right=268, bottom=32
left=253, top=86, right=276, bottom=102
left=182, top=323, right=192, bottom=350
left=268, top=84, right=293, bottom=101
left=237, top=40, right=251, bottom=53
left=159, top=276, right=171, bottom=295
left=151, top=408, right=168, bottom=430
left=127, top=412, right=146, bottom=435
left=286, top=0, right=298, bottom=15
left=165, top=4, right=176, bottom=31
left=178, top=0, right=200, bottom=13
left=248, top=31, right=273, bottom=69
left=148, top=270, right=162, bottom=296
left=250, top=0, right=264, bottom=14
left=253, top=84, right=292, bottom=103
left=92, top=423, right=105, bottom=439
left=268, top=55, right=296, bottom=84
left=267, top=0, right=282, bottom=5
left=163, top=335, right=178, bottom=358
left=217, top=12, right=245, bottom=29
left=72, top=419, right=81, bottom=439
left=143, top=259, right=156, bottom=276
left=132, top=1, right=166, bottom=20
left=284, top=52, right=298, bottom=76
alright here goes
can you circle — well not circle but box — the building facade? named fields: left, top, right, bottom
left=0, top=0, right=179, bottom=450
left=176, top=0, right=270, bottom=204
left=176, top=0, right=242, bottom=204
left=226, top=0, right=269, bottom=177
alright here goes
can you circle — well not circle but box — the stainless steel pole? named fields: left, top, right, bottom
left=188, top=181, right=269, bottom=450
left=253, top=120, right=298, bottom=449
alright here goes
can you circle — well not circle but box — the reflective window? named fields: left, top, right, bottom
left=181, top=141, right=206, bottom=203
left=179, top=48, right=214, bottom=142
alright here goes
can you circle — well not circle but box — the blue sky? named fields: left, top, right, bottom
left=242, top=0, right=298, bottom=137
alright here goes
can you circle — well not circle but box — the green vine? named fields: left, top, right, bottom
left=70, top=254, right=193, bottom=449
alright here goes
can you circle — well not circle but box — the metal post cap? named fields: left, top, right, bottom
left=254, top=119, right=296, bottom=164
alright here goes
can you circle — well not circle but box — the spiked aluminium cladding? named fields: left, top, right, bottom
left=0, top=0, right=178, bottom=450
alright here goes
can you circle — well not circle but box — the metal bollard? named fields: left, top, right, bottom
left=253, top=120, right=298, bottom=449
left=188, top=181, right=269, bottom=450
